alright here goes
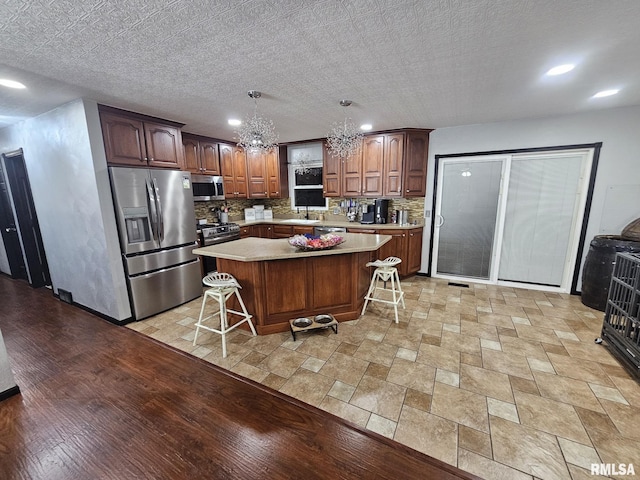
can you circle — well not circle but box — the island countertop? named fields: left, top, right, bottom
left=193, top=232, right=391, bottom=262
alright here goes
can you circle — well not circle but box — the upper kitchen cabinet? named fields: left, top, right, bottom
left=99, top=106, right=185, bottom=169
left=245, top=147, right=288, bottom=199
left=182, top=133, right=221, bottom=175
left=322, top=142, right=342, bottom=197
left=322, top=129, right=431, bottom=198
left=267, top=147, right=288, bottom=198
left=361, top=135, right=384, bottom=196
left=322, top=140, right=363, bottom=197
left=403, top=130, right=431, bottom=197
left=220, top=144, right=248, bottom=198
left=246, top=149, right=268, bottom=198
left=382, top=133, right=405, bottom=197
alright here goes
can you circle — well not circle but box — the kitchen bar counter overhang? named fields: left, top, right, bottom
left=193, top=233, right=391, bottom=335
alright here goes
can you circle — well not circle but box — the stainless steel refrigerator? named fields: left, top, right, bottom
left=109, top=166, right=202, bottom=320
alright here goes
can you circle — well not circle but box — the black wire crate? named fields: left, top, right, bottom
left=601, top=252, right=640, bottom=371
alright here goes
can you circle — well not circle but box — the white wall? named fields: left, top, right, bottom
left=0, top=99, right=131, bottom=320
left=422, top=105, right=640, bottom=291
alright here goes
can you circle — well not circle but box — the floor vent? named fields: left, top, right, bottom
left=448, top=282, right=470, bottom=288
left=58, top=289, right=73, bottom=304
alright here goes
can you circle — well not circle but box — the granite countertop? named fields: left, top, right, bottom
left=193, top=232, right=391, bottom=262
left=233, top=217, right=423, bottom=230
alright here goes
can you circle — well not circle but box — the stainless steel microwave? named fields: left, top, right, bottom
left=191, top=175, right=225, bottom=201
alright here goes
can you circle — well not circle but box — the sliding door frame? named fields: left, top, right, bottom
left=429, top=143, right=602, bottom=294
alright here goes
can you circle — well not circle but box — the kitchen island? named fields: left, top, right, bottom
left=193, top=233, right=391, bottom=335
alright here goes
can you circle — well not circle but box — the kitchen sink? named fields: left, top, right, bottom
left=279, top=219, right=320, bottom=224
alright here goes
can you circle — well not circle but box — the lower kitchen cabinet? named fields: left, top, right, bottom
left=256, top=224, right=273, bottom=238
left=406, top=227, right=423, bottom=274
left=348, top=226, right=423, bottom=276
left=272, top=225, right=293, bottom=238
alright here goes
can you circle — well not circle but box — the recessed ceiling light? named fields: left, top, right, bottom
left=546, top=64, right=575, bottom=76
left=592, top=89, right=619, bottom=98
left=0, top=78, right=26, bottom=89
left=360, top=124, right=372, bottom=131
left=227, top=119, right=241, bottom=126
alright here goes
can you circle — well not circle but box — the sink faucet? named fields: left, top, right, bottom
left=305, top=205, right=310, bottom=220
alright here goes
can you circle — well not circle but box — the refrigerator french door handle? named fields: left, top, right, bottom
left=152, top=177, right=164, bottom=243
left=145, top=177, right=159, bottom=242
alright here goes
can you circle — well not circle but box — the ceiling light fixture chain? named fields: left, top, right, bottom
left=236, top=90, right=279, bottom=152
left=326, top=99, right=363, bottom=160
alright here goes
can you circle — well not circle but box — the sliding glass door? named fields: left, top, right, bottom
left=432, top=149, right=593, bottom=292
left=498, top=153, right=585, bottom=287
left=433, top=157, right=505, bottom=280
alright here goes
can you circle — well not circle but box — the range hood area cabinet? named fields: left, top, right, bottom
left=182, top=133, right=221, bottom=175
left=220, top=144, right=248, bottom=199
left=99, top=106, right=185, bottom=169
left=323, top=129, right=431, bottom=198
left=221, top=144, right=289, bottom=199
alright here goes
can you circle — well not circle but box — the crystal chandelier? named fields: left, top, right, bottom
left=236, top=90, right=279, bottom=151
left=326, top=100, right=363, bottom=159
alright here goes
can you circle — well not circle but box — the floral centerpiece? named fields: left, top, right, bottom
left=288, top=233, right=344, bottom=251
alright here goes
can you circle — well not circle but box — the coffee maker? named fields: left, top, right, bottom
left=374, top=199, right=390, bottom=224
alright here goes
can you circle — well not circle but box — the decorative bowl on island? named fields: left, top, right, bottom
left=288, top=233, right=344, bottom=251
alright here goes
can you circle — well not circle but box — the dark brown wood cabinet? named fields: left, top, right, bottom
left=347, top=226, right=423, bottom=276
left=383, top=133, right=405, bottom=197
left=347, top=227, right=378, bottom=234
left=361, top=135, right=384, bottom=196
left=220, top=144, right=248, bottom=198
left=267, top=148, right=288, bottom=198
left=406, top=227, right=423, bottom=274
left=245, top=148, right=288, bottom=199
left=342, top=148, right=363, bottom=197
left=255, top=224, right=273, bottom=238
left=377, top=229, right=407, bottom=265
left=182, top=134, right=220, bottom=175
left=271, top=225, right=293, bottom=238
left=323, top=142, right=342, bottom=197
left=403, top=131, right=431, bottom=197
left=246, top=149, right=268, bottom=198
left=100, top=108, right=184, bottom=169
left=322, top=129, right=430, bottom=198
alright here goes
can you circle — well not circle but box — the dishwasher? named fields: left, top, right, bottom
left=314, top=226, right=347, bottom=236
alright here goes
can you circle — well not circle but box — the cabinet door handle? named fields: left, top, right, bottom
left=143, top=157, right=148, bottom=162
left=406, top=189, right=410, bottom=192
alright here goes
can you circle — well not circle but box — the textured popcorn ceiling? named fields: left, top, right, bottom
left=1, top=0, right=639, bottom=141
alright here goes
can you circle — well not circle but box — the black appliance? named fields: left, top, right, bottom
left=374, top=199, right=390, bottom=224
left=197, top=222, right=241, bottom=274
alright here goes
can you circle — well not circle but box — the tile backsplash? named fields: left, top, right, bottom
left=195, top=197, right=426, bottom=225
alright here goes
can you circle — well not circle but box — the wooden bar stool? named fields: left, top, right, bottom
left=361, top=257, right=405, bottom=323
left=193, top=272, right=256, bottom=358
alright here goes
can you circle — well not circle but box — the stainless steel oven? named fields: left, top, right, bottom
left=197, top=222, right=241, bottom=274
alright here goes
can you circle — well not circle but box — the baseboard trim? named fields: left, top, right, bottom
left=0, top=385, right=20, bottom=402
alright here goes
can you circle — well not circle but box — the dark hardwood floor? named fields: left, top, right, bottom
left=0, top=276, right=482, bottom=480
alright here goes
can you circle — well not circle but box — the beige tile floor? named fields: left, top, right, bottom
left=128, top=276, right=640, bottom=480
